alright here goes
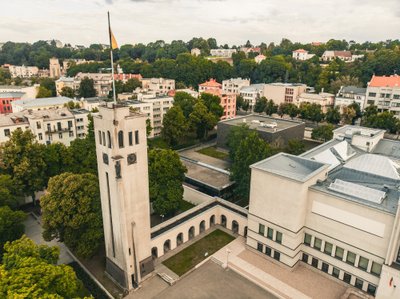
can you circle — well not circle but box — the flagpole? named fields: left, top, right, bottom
left=108, top=11, right=117, bottom=105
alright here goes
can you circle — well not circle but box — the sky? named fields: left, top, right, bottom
left=1, top=0, right=400, bottom=47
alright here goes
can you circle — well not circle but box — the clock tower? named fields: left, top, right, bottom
left=93, top=104, right=153, bottom=290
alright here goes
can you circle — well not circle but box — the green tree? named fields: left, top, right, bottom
left=0, top=129, right=46, bottom=203
left=146, top=118, right=153, bottom=137
left=0, top=236, right=84, bottom=298
left=348, top=102, right=362, bottom=124
left=39, top=77, right=57, bottom=96
left=173, top=91, right=196, bottom=118
left=67, top=137, right=97, bottom=175
left=41, top=172, right=103, bottom=258
left=60, top=86, right=76, bottom=98
left=43, top=143, right=73, bottom=181
left=148, top=149, right=187, bottom=216
left=254, top=97, right=267, bottom=113
left=200, top=93, right=224, bottom=119
left=264, top=99, right=278, bottom=116
left=189, top=100, right=218, bottom=140
left=123, top=78, right=142, bottom=92
left=64, top=100, right=80, bottom=109
left=330, top=75, right=362, bottom=95
left=285, top=139, right=306, bottom=155
left=0, top=174, right=21, bottom=208
left=325, top=106, right=341, bottom=124
left=0, top=206, right=25, bottom=256
left=341, top=106, right=356, bottom=124
left=311, top=124, right=334, bottom=142
left=161, top=106, right=188, bottom=146
left=230, top=132, right=273, bottom=200
left=78, top=77, right=96, bottom=98
left=226, top=124, right=251, bottom=161
left=36, top=86, right=52, bottom=98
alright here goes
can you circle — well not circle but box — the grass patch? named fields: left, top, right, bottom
left=163, top=229, right=234, bottom=276
left=197, top=146, right=229, bottom=160
left=179, top=200, right=195, bottom=212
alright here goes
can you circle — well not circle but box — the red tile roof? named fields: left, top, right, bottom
left=199, top=78, right=222, bottom=88
left=369, top=75, right=400, bottom=87
left=293, top=49, right=308, bottom=53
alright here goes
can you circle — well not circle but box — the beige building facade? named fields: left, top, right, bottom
left=222, top=78, right=250, bottom=95
left=263, top=83, right=307, bottom=105
left=297, top=92, right=335, bottom=113
left=141, top=78, right=175, bottom=95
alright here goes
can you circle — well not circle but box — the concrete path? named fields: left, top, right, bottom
left=179, top=143, right=231, bottom=170
left=24, top=214, right=73, bottom=265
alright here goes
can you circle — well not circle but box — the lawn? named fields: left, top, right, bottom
left=163, top=229, right=235, bottom=276
left=196, top=146, right=229, bottom=161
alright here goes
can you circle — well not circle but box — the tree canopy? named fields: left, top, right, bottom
left=0, top=206, right=26, bottom=256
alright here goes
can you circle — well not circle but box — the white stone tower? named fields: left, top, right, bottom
left=93, top=104, right=153, bottom=290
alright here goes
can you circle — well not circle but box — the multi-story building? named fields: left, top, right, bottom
left=365, top=75, right=400, bottom=115
left=263, top=83, right=308, bottom=105
left=239, top=84, right=265, bottom=111
left=247, top=125, right=400, bottom=298
left=210, top=49, right=237, bottom=58
left=8, top=65, right=39, bottom=78
left=12, top=96, right=75, bottom=112
left=222, top=78, right=250, bottom=95
left=0, top=85, right=39, bottom=99
left=0, top=92, right=25, bottom=114
left=49, top=58, right=62, bottom=78
left=55, top=77, right=78, bottom=95
left=0, top=107, right=89, bottom=145
left=114, top=73, right=143, bottom=83
left=292, top=49, right=315, bottom=61
left=141, top=78, right=175, bottom=95
left=74, top=72, right=113, bottom=97
left=297, top=92, right=335, bottom=113
left=335, top=86, right=367, bottom=111
left=198, top=78, right=222, bottom=94
left=321, top=51, right=352, bottom=62
left=240, top=47, right=261, bottom=55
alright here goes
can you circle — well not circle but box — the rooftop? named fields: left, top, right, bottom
left=265, top=82, right=307, bottom=87
left=240, top=84, right=265, bottom=93
left=337, top=86, right=366, bottom=95
left=0, top=91, right=25, bottom=98
left=332, top=125, right=385, bottom=139
left=369, top=75, right=400, bottom=88
left=12, top=96, right=73, bottom=108
left=293, top=49, right=308, bottom=53
left=299, top=92, right=334, bottom=100
left=199, top=79, right=222, bottom=88
left=219, top=114, right=304, bottom=133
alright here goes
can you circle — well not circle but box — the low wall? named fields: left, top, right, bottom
left=183, top=185, right=214, bottom=205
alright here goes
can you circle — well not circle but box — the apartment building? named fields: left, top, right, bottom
left=49, top=58, right=62, bottom=78
left=292, top=49, right=315, bottom=61
left=0, top=107, right=89, bottom=145
left=0, top=92, right=25, bottom=114
left=247, top=125, right=400, bottom=298
left=263, top=83, right=307, bottom=105
left=8, top=65, right=39, bottom=78
left=222, top=78, right=250, bottom=95
left=0, top=85, right=39, bottom=99
left=297, top=92, right=335, bottom=113
left=141, top=78, right=175, bottom=95
left=12, top=96, right=75, bottom=112
left=74, top=72, right=113, bottom=97
left=365, top=75, right=400, bottom=116
left=210, top=49, right=237, bottom=58
left=114, top=73, right=143, bottom=83
left=239, top=84, right=265, bottom=111
left=55, top=77, right=78, bottom=95
left=321, top=51, right=352, bottom=62
left=335, top=86, right=367, bottom=111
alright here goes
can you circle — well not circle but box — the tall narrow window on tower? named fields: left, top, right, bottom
left=106, top=172, right=116, bottom=257
left=107, top=131, right=112, bottom=148
left=118, top=131, right=124, bottom=148
left=135, top=130, right=139, bottom=145
left=129, top=132, right=133, bottom=146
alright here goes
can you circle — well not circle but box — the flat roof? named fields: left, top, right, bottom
left=13, top=96, right=73, bottom=108
left=219, top=114, right=304, bottom=133
left=0, top=91, right=25, bottom=98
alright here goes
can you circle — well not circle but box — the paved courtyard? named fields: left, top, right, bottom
left=179, top=143, right=231, bottom=170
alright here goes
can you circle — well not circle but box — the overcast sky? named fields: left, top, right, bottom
left=1, top=0, right=400, bottom=46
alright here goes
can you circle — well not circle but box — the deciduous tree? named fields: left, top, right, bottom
left=161, top=106, right=188, bottom=146
left=189, top=100, right=218, bottom=140
left=78, top=77, right=96, bottom=98
left=311, top=124, right=334, bottom=142
left=0, top=206, right=25, bottom=255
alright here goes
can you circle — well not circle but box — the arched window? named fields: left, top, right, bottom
left=118, top=131, right=124, bottom=148
left=163, top=240, right=171, bottom=254
left=232, top=220, right=239, bottom=234
left=199, top=220, right=206, bottom=233
left=221, top=215, right=227, bottom=228
left=107, top=131, right=112, bottom=149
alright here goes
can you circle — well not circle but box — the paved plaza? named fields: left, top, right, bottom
left=179, top=143, right=231, bottom=170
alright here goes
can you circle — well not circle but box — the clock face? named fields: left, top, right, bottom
left=127, top=153, right=137, bottom=165
left=103, top=153, right=109, bottom=165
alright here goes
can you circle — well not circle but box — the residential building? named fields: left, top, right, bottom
left=321, top=51, right=352, bottom=62
left=240, top=47, right=261, bottom=55
left=75, top=72, right=113, bottom=97
left=12, top=96, right=75, bottom=112
left=169, top=89, right=199, bottom=98
left=335, top=86, right=367, bottom=111
left=365, top=75, right=400, bottom=116
left=0, top=92, right=25, bottom=114
left=254, top=54, right=266, bottom=64
left=8, top=65, right=39, bottom=78
left=222, top=78, right=250, bottom=95
left=38, top=69, right=50, bottom=78
left=292, top=49, right=315, bottom=61
left=351, top=54, right=364, bottom=61
left=247, top=125, right=400, bottom=297
left=80, top=97, right=107, bottom=111
left=0, top=85, right=38, bottom=99
left=263, top=83, right=308, bottom=105
left=210, top=49, right=237, bottom=58
left=297, top=92, right=335, bottom=113
left=0, top=107, right=89, bottom=145
left=114, top=73, right=143, bottom=83
left=141, top=78, right=175, bottom=95
left=217, top=114, right=304, bottom=148
left=49, top=57, right=62, bottom=78
left=55, top=77, right=78, bottom=95
left=239, top=84, right=265, bottom=111
left=191, top=48, right=201, bottom=56
left=198, top=78, right=222, bottom=94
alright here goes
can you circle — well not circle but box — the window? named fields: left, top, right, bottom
left=304, top=233, right=312, bottom=246
left=129, top=132, right=133, bottom=146
left=335, top=246, right=344, bottom=260
left=355, top=278, right=363, bottom=290
left=98, top=131, right=102, bottom=145
left=311, top=257, right=318, bottom=268
left=58, top=133, right=63, bottom=139
left=267, top=227, right=273, bottom=240
left=302, top=253, right=308, bottom=263
left=371, top=262, right=382, bottom=276
left=69, top=131, right=74, bottom=137
left=322, top=262, right=329, bottom=273
left=358, top=256, right=369, bottom=271
left=394, top=94, right=400, bottom=99
left=36, top=121, right=41, bottom=129
left=107, top=131, right=112, bottom=148
left=258, top=224, right=265, bottom=235
left=57, top=122, right=62, bottom=131
left=276, top=231, right=282, bottom=244
left=118, top=131, right=124, bottom=148
left=68, top=120, right=73, bottom=129
left=313, top=238, right=322, bottom=251
left=4, top=129, right=10, bottom=136
left=367, top=100, right=375, bottom=105
left=257, top=242, right=263, bottom=252
left=367, top=284, right=376, bottom=296
left=346, top=251, right=356, bottom=266
left=332, top=267, right=340, bottom=278
left=265, top=246, right=271, bottom=256
left=343, top=273, right=351, bottom=284
left=273, top=251, right=280, bottom=261
left=38, top=133, right=43, bottom=140
left=135, top=130, right=139, bottom=144
left=324, top=242, right=333, bottom=255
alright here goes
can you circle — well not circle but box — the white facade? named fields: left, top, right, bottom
left=0, top=85, right=39, bottom=99
left=210, top=49, right=237, bottom=58
left=12, top=96, right=75, bottom=112
left=335, top=86, right=366, bottom=111
left=8, top=65, right=39, bottom=78
left=222, top=78, right=250, bottom=95
left=297, top=92, right=335, bottom=113
left=321, top=50, right=352, bottom=62
left=239, top=84, right=265, bottom=111
left=191, top=48, right=201, bottom=56
left=94, top=105, right=153, bottom=290
left=292, top=49, right=315, bottom=61
left=365, top=75, right=400, bottom=116
left=141, top=78, right=175, bottom=95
